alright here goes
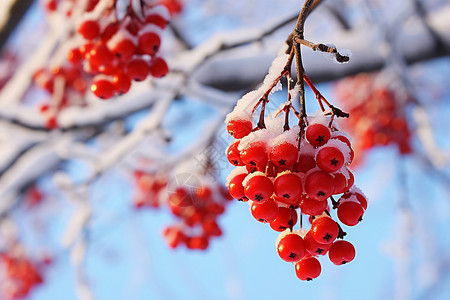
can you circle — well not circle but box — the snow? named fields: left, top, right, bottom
left=270, top=125, right=300, bottom=148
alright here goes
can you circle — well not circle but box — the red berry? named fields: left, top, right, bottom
left=87, top=43, right=114, bottom=68
left=126, top=58, right=150, bottom=81
left=299, top=195, right=327, bottom=216
left=91, top=79, right=115, bottom=99
left=304, top=231, right=331, bottom=256
left=240, top=142, right=268, bottom=172
left=227, top=141, right=244, bottom=166
left=110, top=38, right=136, bottom=60
left=316, top=147, right=345, bottom=173
left=295, top=256, right=321, bottom=281
left=270, top=207, right=298, bottom=232
left=306, top=123, right=330, bottom=147
left=311, top=216, right=339, bottom=244
left=187, top=236, right=209, bottom=250
left=277, top=233, right=306, bottom=262
left=328, top=240, right=355, bottom=265
left=274, top=172, right=302, bottom=206
left=149, top=57, right=169, bottom=78
left=67, top=48, right=83, bottom=65
left=138, top=32, right=161, bottom=55
left=332, top=172, right=348, bottom=194
left=202, top=219, right=222, bottom=237
left=244, top=174, right=273, bottom=203
left=305, top=171, right=335, bottom=201
left=269, top=142, right=298, bottom=169
left=227, top=119, right=252, bottom=139
left=112, top=72, right=132, bottom=95
left=251, top=198, right=278, bottom=223
left=227, top=173, right=247, bottom=200
left=337, top=201, right=364, bottom=226
left=78, top=20, right=100, bottom=40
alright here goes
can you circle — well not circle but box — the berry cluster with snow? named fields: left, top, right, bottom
left=225, top=51, right=368, bottom=281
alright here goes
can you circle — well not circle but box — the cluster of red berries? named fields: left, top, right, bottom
left=133, top=171, right=232, bottom=250
left=225, top=108, right=367, bottom=280
left=0, top=253, right=43, bottom=299
left=334, top=74, right=412, bottom=165
left=72, top=1, right=170, bottom=99
left=35, top=0, right=170, bottom=128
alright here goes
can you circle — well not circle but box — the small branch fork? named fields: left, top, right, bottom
left=250, top=0, right=349, bottom=133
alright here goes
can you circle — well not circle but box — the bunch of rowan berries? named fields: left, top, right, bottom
left=70, top=0, right=170, bottom=99
left=133, top=170, right=232, bottom=250
left=334, top=74, right=412, bottom=165
left=225, top=86, right=367, bottom=281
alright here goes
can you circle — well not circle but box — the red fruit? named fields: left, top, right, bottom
left=294, top=154, right=316, bottom=173
left=270, top=207, right=298, bottom=232
left=251, top=197, right=278, bottom=223
left=299, top=195, right=327, bottom=216
left=91, top=79, right=115, bottom=99
left=328, top=240, right=356, bottom=265
left=277, top=233, right=306, bottom=262
left=244, top=174, right=273, bottom=203
left=269, top=142, right=298, bottom=169
left=126, top=58, right=150, bottom=81
left=202, top=219, right=222, bottom=237
left=149, top=57, right=169, bottom=78
left=316, top=147, right=345, bottom=173
left=227, top=119, right=252, bottom=139
left=78, top=20, right=100, bottom=40
left=305, top=171, right=335, bottom=201
left=310, top=216, right=339, bottom=244
left=187, top=236, right=209, bottom=250
left=337, top=201, right=364, bottom=226
left=112, top=72, right=132, bottom=95
left=110, top=38, right=136, bottom=60
left=274, top=172, right=302, bottom=205
left=67, top=48, right=83, bottom=65
left=304, top=231, right=331, bottom=256
left=240, top=142, right=268, bottom=172
left=306, top=123, right=330, bottom=147
left=227, top=141, right=244, bottom=166
left=87, top=44, right=114, bottom=68
left=138, top=32, right=161, bottom=55
left=295, top=256, right=321, bottom=281
left=227, top=173, right=247, bottom=200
